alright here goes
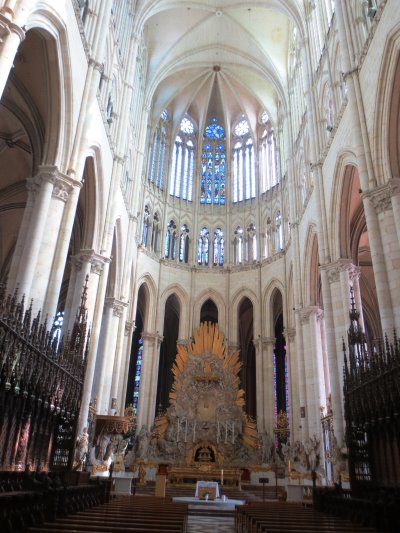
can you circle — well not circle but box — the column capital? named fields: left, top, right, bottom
left=0, top=13, right=25, bottom=43
left=141, top=331, right=163, bottom=346
left=298, top=306, right=323, bottom=325
left=104, top=297, right=128, bottom=318
left=124, top=320, right=136, bottom=336
left=321, top=258, right=356, bottom=284
left=75, top=249, right=111, bottom=275
left=253, top=336, right=275, bottom=349
left=283, top=327, right=296, bottom=341
left=362, top=182, right=392, bottom=214
left=32, top=165, right=82, bottom=202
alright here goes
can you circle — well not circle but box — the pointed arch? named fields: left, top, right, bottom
left=303, top=224, right=321, bottom=307
left=193, top=289, right=226, bottom=332
left=158, top=283, right=189, bottom=338
left=135, top=274, right=158, bottom=332
left=25, top=8, right=74, bottom=168
left=263, top=279, right=286, bottom=337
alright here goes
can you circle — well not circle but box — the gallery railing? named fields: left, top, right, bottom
left=0, top=277, right=90, bottom=471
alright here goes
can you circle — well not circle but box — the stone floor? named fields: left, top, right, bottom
left=187, top=514, right=235, bottom=533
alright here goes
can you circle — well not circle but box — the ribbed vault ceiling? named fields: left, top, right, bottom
left=136, top=0, right=304, bottom=133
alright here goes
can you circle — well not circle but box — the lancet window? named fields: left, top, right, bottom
left=234, top=226, right=244, bottom=264
left=142, top=205, right=150, bottom=246
left=197, top=227, right=209, bottom=265
left=165, top=220, right=177, bottom=260
left=200, top=117, right=226, bottom=205
left=149, top=110, right=168, bottom=190
left=179, top=224, right=189, bottom=263
left=169, top=116, right=195, bottom=201
left=275, top=210, right=284, bottom=252
left=51, top=311, right=64, bottom=351
left=232, top=118, right=255, bottom=202
left=213, top=228, right=225, bottom=266
left=247, top=223, right=257, bottom=262
left=151, top=212, right=159, bottom=252
left=260, top=113, right=278, bottom=193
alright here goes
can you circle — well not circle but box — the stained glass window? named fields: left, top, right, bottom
left=149, top=111, right=168, bottom=190
left=275, top=210, right=283, bottom=251
left=213, top=228, right=224, bottom=266
left=52, top=311, right=64, bottom=351
left=200, top=118, right=226, bottom=205
left=260, top=114, right=278, bottom=193
left=133, top=337, right=143, bottom=415
left=197, top=227, right=209, bottom=265
left=234, top=227, right=244, bottom=264
left=165, top=220, right=176, bottom=259
left=142, top=205, right=150, bottom=246
left=169, top=116, right=195, bottom=201
left=232, top=117, right=255, bottom=202
left=179, top=224, right=189, bottom=263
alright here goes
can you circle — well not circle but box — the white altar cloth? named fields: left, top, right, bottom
left=195, top=480, right=220, bottom=498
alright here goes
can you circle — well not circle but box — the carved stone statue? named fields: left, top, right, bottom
left=73, top=427, right=88, bottom=470
left=136, top=424, right=150, bottom=460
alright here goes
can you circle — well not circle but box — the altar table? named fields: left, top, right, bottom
left=195, top=480, right=220, bottom=499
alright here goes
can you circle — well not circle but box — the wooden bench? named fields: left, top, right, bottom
left=28, top=495, right=188, bottom=533
left=235, top=502, right=376, bottom=533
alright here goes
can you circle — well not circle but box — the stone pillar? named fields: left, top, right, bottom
left=364, top=183, right=400, bottom=330
left=7, top=167, right=81, bottom=317
left=42, top=178, right=82, bottom=320
left=283, top=328, right=299, bottom=442
left=294, top=310, right=307, bottom=442
left=76, top=253, right=111, bottom=435
left=136, top=331, right=163, bottom=429
left=92, top=297, right=127, bottom=414
left=118, top=320, right=135, bottom=414
left=299, top=307, right=326, bottom=438
left=0, top=8, right=25, bottom=99
left=390, top=178, right=400, bottom=252
left=8, top=167, right=56, bottom=300
left=253, top=337, right=265, bottom=431
left=261, top=337, right=276, bottom=435
left=109, top=303, right=129, bottom=414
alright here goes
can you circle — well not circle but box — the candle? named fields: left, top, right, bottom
left=193, top=421, right=196, bottom=442
left=217, top=420, right=219, bottom=443
left=184, top=419, right=188, bottom=443
left=176, top=418, right=180, bottom=442
left=225, top=422, right=228, bottom=443
left=232, top=422, right=235, bottom=444
left=221, top=469, right=224, bottom=485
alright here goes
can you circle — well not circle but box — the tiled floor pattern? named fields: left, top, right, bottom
left=187, top=514, right=235, bottom=533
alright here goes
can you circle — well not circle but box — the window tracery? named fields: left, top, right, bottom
left=232, top=117, right=255, bottom=202
left=260, top=114, right=278, bottom=193
left=197, top=227, right=209, bottom=265
left=149, top=110, right=168, bottom=190
left=142, top=205, right=150, bottom=246
left=169, top=115, right=195, bottom=201
left=234, top=226, right=244, bottom=264
left=179, top=224, right=189, bottom=263
left=200, top=118, right=226, bottom=205
left=213, top=228, right=224, bottom=266
left=165, top=220, right=177, bottom=259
